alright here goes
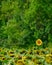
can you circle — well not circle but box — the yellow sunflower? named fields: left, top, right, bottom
left=32, top=58, right=38, bottom=65
left=36, top=39, right=42, bottom=46
left=16, top=60, right=25, bottom=65
left=22, top=56, right=26, bottom=61
left=45, top=54, right=52, bottom=64
left=1, top=57, right=6, bottom=61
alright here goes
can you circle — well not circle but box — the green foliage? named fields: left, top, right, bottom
left=0, top=0, right=52, bottom=47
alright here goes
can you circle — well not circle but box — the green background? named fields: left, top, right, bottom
left=0, top=0, right=52, bottom=48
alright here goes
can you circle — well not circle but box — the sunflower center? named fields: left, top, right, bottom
left=38, top=41, right=41, bottom=44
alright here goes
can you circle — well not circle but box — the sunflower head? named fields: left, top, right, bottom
left=1, top=57, right=6, bottom=61
left=8, top=50, right=14, bottom=54
left=36, top=39, right=42, bottom=46
left=16, top=60, right=25, bottom=65
left=22, top=56, right=26, bottom=61
left=20, top=49, right=26, bottom=54
left=46, top=54, right=52, bottom=63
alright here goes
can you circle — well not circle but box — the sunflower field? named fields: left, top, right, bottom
left=0, top=47, right=52, bottom=65
left=0, top=0, right=52, bottom=65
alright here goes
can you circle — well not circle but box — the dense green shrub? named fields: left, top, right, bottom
left=0, top=0, right=52, bottom=47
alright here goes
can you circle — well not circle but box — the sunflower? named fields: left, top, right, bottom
left=45, top=54, right=52, bottom=64
left=0, top=54, right=6, bottom=61
left=8, top=50, right=14, bottom=54
left=22, top=56, right=26, bottom=61
left=28, top=61, right=34, bottom=65
left=16, top=60, right=25, bottom=65
left=36, top=39, right=42, bottom=46
left=20, top=49, right=26, bottom=54
left=10, top=54, right=15, bottom=57
left=32, top=58, right=38, bottom=65
left=1, top=57, right=6, bottom=61
left=27, top=50, right=33, bottom=54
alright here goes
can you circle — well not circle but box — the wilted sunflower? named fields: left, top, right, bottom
left=36, top=39, right=42, bottom=46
